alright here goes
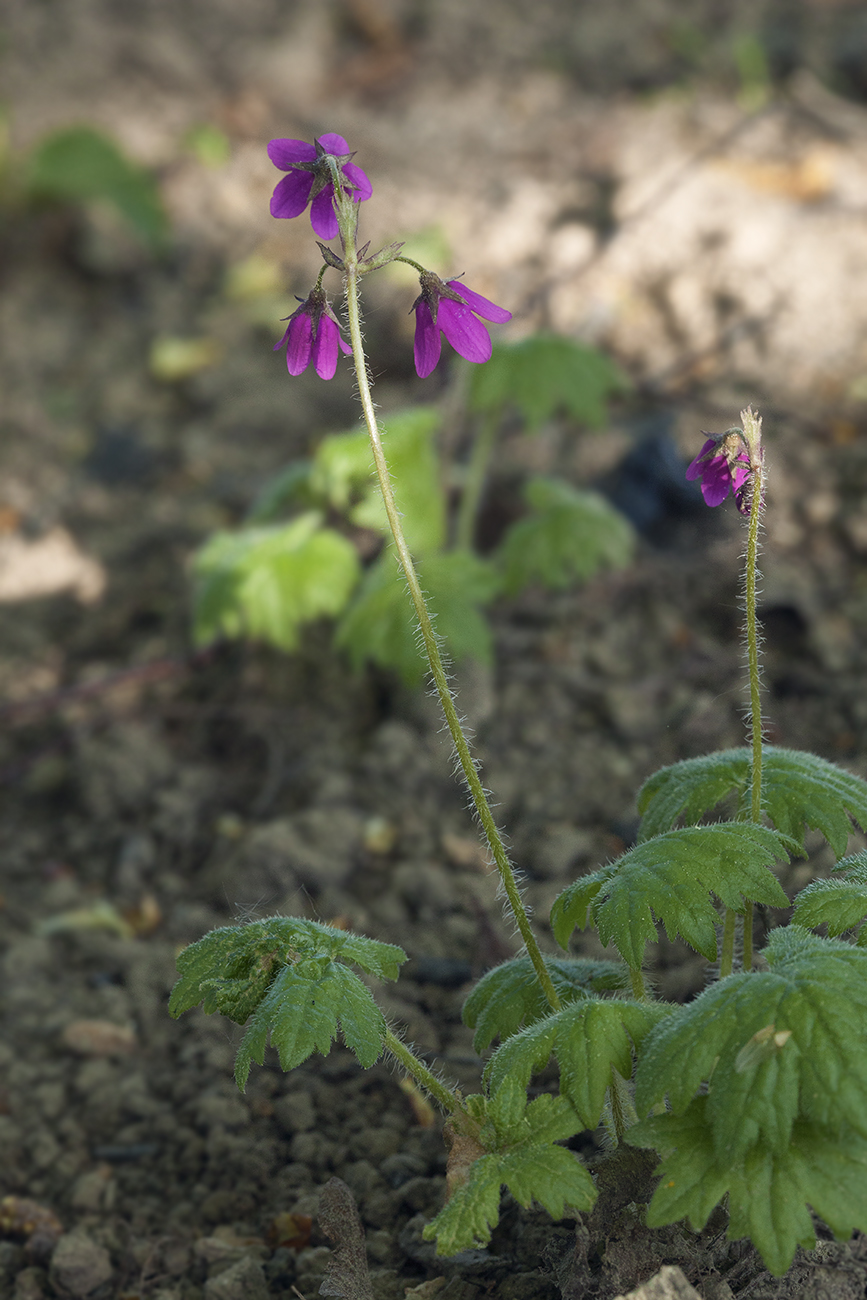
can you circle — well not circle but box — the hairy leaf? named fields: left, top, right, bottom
left=638, top=747, right=867, bottom=856
left=336, top=547, right=500, bottom=685
left=424, top=1078, right=595, bottom=1254
left=170, top=917, right=406, bottom=1088
left=192, top=514, right=361, bottom=652
left=485, top=997, right=668, bottom=1129
left=630, top=1100, right=867, bottom=1277
left=551, top=824, right=789, bottom=967
left=469, top=335, right=628, bottom=431
left=793, top=850, right=867, bottom=936
left=635, top=928, right=867, bottom=1164
left=498, top=478, right=634, bottom=597
left=235, top=959, right=386, bottom=1089
left=463, top=955, right=630, bottom=1051
left=27, top=126, right=168, bottom=248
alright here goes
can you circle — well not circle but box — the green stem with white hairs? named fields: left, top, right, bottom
left=332, top=178, right=561, bottom=1015
left=742, top=407, right=765, bottom=973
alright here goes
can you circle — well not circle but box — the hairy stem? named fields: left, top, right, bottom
left=343, top=254, right=560, bottom=1014
left=629, top=967, right=647, bottom=1001
left=719, top=906, right=737, bottom=979
left=605, top=1070, right=638, bottom=1145
left=743, top=423, right=765, bottom=974
left=455, top=406, right=501, bottom=551
left=383, top=1029, right=463, bottom=1115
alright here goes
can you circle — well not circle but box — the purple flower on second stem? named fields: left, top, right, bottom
left=686, top=431, right=753, bottom=513
left=274, top=287, right=352, bottom=380
left=268, top=133, right=372, bottom=242
left=411, top=272, right=512, bottom=378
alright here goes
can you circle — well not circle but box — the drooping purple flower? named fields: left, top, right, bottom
left=686, top=431, right=753, bottom=513
left=411, top=272, right=512, bottom=378
left=268, top=133, right=372, bottom=241
left=274, top=286, right=352, bottom=380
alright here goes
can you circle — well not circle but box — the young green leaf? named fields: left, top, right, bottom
left=192, top=514, right=361, bottom=652
left=485, top=997, right=670, bottom=1129
left=497, top=478, right=634, bottom=597
left=26, top=126, right=169, bottom=248
left=629, top=1100, right=867, bottom=1277
left=335, top=548, right=500, bottom=685
left=310, top=407, right=445, bottom=554
left=463, top=955, right=630, bottom=1051
left=637, top=746, right=867, bottom=856
left=792, top=849, right=867, bottom=937
left=169, top=917, right=407, bottom=1088
left=247, top=462, right=315, bottom=522
left=635, top=928, right=867, bottom=1163
left=423, top=1078, right=595, bottom=1254
left=234, top=959, right=386, bottom=1089
left=550, top=824, right=789, bottom=967
left=469, top=336, right=628, bottom=431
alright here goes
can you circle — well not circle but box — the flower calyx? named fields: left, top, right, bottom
left=317, top=242, right=346, bottom=271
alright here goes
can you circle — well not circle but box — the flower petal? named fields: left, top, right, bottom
left=285, top=313, right=313, bottom=375
left=685, top=439, right=717, bottom=481
left=699, top=455, right=733, bottom=507
left=338, top=333, right=353, bottom=356
left=438, top=299, right=493, bottom=365
left=413, top=301, right=442, bottom=378
left=310, top=186, right=339, bottom=240
left=273, top=324, right=292, bottom=352
left=270, top=170, right=314, bottom=219
left=312, top=316, right=340, bottom=380
left=316, top=133, right=351, bottom=156
left=344, top=162, right=373, bottom=202
left=268, top=138, right=317, bottom=169
left=447, top=281, right=511, bottom=324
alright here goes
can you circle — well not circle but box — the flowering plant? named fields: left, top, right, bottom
left=172, top=136, right=867, bottom=1290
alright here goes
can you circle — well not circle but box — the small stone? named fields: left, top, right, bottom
left=50, top=1232, right=113, bottom=1297
left=613, top=1265, right=703, bottom=1300
left=61, top=1020, right=136, bottom=1058
left=12, top=1266, right=46, bottom=1300
left=203, top=1255, right=269, bottom=1300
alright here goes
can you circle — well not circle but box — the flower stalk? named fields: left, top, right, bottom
left=333, top=185, right=560, bottom=1014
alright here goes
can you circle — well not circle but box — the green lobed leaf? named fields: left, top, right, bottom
left=170, top=917, right=407, bottom=1088
left=637, top=746, right=867, bottom=856
left=635, top=928, right=867, bottom=1164
left=26, top=126, right=169, bottom=248
left=551, top=824, right=789, bottom=968
left=485, top=998, right=669, bottom=1130
left=192, top=514, right=361, bottom=652
left=469, top=336, right=628, bottom=432
left=497, top=478, right=634, bottom=597
left=792, top=849, right=867, bottom=936
left=463, top=955, right=630, bottom=1052
left=234, top=960, right=386, bottom=1089
left=423, top=1078, right=595, bottom=1254
left=629, top=1100, right=867, bottom=1277
left=335, top=547, right=500, bottom=685
left=310, top=407, right=445, bottom=554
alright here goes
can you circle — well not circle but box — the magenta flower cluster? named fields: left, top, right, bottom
left=268, top=133, right=511, bottom=380
left=685, top=434, right=752, bottom=513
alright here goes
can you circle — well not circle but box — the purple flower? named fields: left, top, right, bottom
left=274, top=287, right=352, bottom=380
left=411, top=272, right=512, bottom=378
left=268, top=133, right=372, bottom=242
left=686, top=432, right=752, bottom=513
